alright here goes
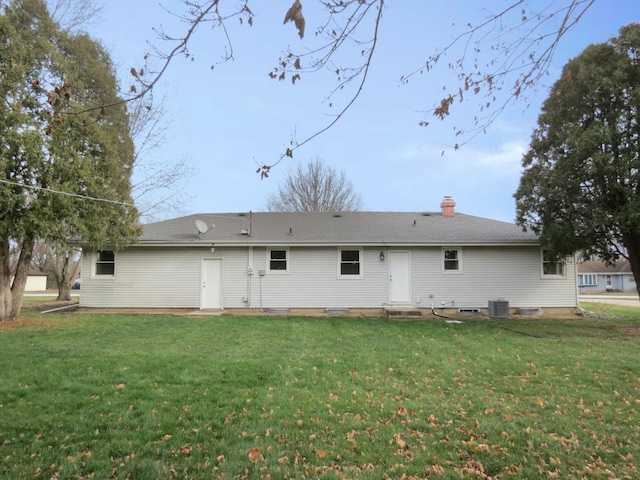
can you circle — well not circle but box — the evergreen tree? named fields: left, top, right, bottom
left=515, top=23, right=640, bottom=297
left=0, top=0, right=140, bottom=321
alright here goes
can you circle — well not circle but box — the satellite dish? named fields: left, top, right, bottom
left=195, top=219, right=209, bottom=235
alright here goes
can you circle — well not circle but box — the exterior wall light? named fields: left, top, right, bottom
left=210, top=244, right=216, bottom=254
left=379, top=251, right=385, bottom=261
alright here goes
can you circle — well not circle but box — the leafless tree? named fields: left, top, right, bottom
left=266, top=158, right=362, bottom=212
left=30, top=241, right=81, bottom=301
left=127, top=92, right=195, bottom=222
left=48, top=0, right=103, bottom=31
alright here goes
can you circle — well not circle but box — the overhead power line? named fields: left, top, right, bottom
left=0, top=178, right=134, bottom=207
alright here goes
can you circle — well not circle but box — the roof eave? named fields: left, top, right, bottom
left=131, top=240, right=540, bottom=248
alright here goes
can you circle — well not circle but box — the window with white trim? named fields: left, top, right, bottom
left=95, top=250, right=115, bottom=276
left=578, top=274, right=597, bottom=286
left=442, top=248, right=462, bottom=272
left=542, top=250, right=565, bottom=276
left=268, top=249, right=288, bottom=273
left=339, top=248, right=362, bottom=277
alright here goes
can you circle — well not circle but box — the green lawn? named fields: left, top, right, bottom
left=1, top=304, right=639, bottom=479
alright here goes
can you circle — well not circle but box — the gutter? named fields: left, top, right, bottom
left=129, top=241, right=542, bottom=248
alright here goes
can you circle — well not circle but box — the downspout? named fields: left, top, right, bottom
left=575, top=253, right=587, bottom=314
left=247, top=247, right=253, bottom=308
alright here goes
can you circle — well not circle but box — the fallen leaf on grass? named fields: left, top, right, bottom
left=425, top=465, right=445, bottom=475
left=392, top=433, right=407, bottom=449
left=248, top=447, right=262, bottom=463
left=224, top=411, right=236, bottom=424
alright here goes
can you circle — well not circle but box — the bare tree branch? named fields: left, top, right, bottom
left=50, top=0, right=254, bottom=123
left=403, top=0, right=596, bottom=150
left=48, top=0, right=599, bottom=173
left=48, top=0, right=103, bottom=31
left=258, top=0, right=384, bottom=178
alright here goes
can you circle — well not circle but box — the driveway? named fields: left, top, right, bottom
left=579, top=295, right=640, bottom=308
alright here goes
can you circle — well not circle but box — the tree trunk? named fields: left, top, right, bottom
left=56, top=249, right=81, bottom=301
left=0, top=237, right=34, bottom=322
left=0, top=238, right=15, bottom=322
left=622, top=232, right=640, bottom=299
left=57, top=284, right=73, bottom=301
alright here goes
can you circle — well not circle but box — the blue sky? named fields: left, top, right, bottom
left=91, top=1, right=640, bottom=222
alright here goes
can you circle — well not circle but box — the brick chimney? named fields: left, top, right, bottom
left=440, top=196, right=456, bottom=217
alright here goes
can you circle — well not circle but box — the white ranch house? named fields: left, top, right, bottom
left=79, top=198, right=579, bottom=316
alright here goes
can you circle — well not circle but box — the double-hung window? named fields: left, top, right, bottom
left=268, top=249, right=288, bottom=273
left=339, top=249, right=362, bottom=277
left=542, top=250, right=565, bottom=276
left=95, top=250, right=115, bottom=276
left=442, top=248, right=462, bottom=272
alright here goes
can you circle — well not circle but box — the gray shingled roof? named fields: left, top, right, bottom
left=138, top=211, right=539, bottom=246
left=577, top=260, right=632, bottom=274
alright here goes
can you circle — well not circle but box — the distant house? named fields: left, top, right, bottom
left=25, top=269, right=48, bottom=291
left=79, top=197, right=579, bottom=316
left=577, top=260, right=636, bottom=293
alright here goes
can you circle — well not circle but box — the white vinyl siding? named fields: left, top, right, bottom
left=247, top=247, right=385, bottom=308
left=221, top=248, right=252, bottom=307
left=80, top=245, right=578, bottom=310
left=80, top=248, right=202, bottom=308
left=246, top=246, right=576, bottom=309
left=412, top=247, right=576, bottom=308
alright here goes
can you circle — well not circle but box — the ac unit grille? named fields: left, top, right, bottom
left=488, top=300, right=509, bottom=318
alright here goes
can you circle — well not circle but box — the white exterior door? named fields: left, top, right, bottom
left=201, top=259, right=222, bottom=309
left=389, top=251, right=411, bottom=303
